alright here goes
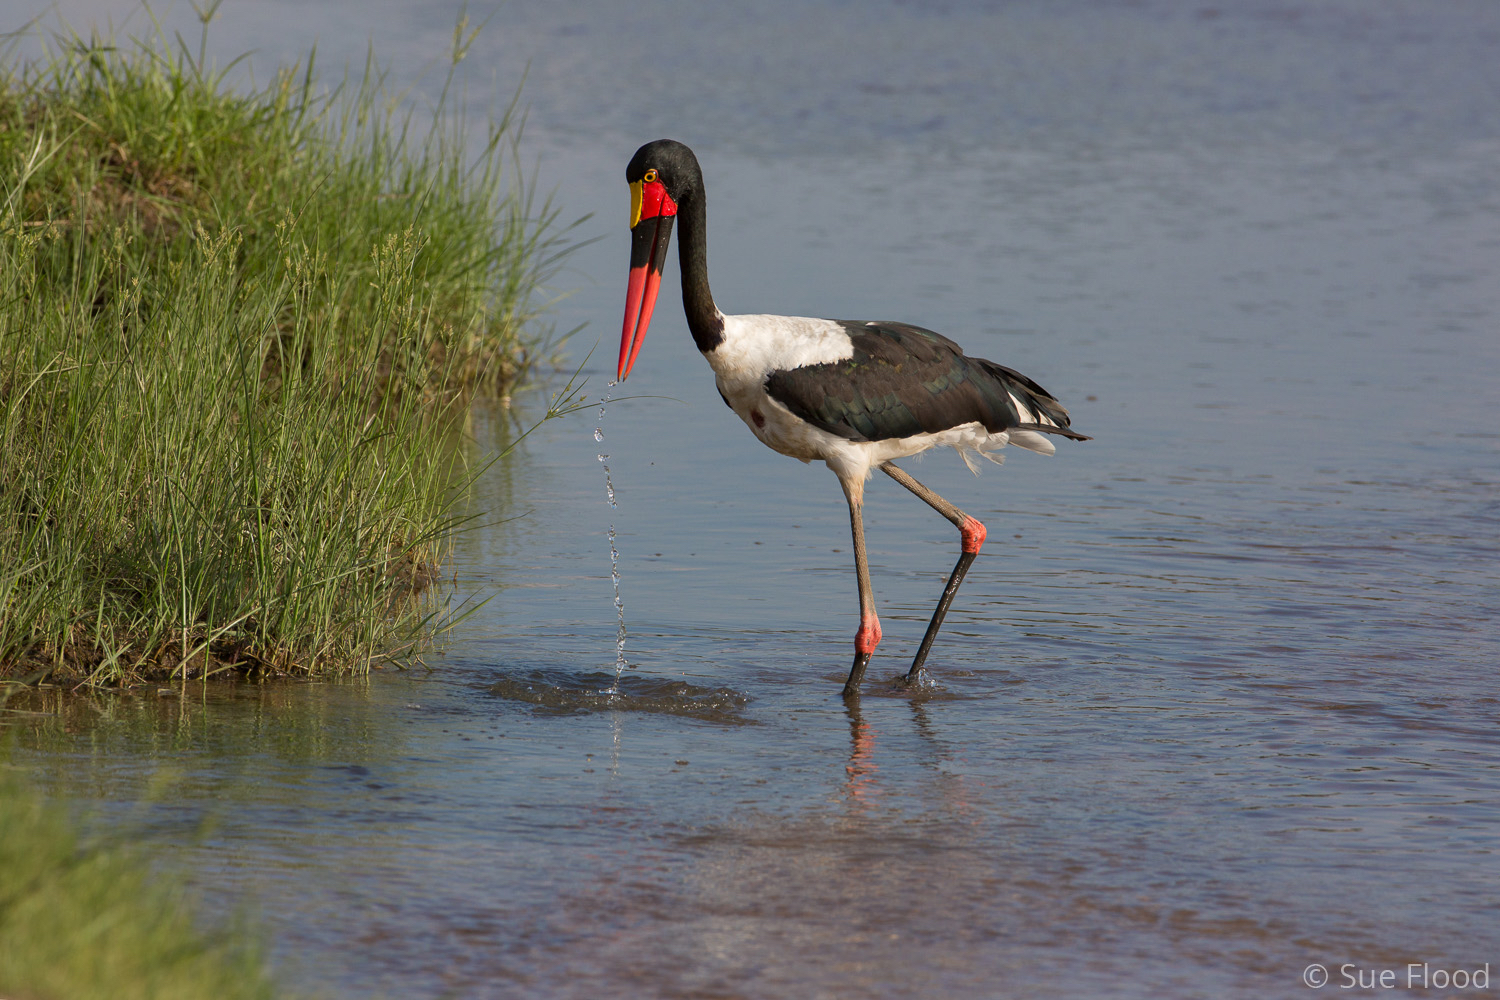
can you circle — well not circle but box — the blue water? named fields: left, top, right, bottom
left=5, top=1, right=1500, bottom=997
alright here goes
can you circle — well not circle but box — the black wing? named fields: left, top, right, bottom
left=764, top=321, right=1086, bottom=443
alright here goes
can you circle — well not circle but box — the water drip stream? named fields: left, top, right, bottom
left=594, top=383, right=627, bottom=694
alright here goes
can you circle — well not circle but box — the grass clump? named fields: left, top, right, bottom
left=0, top=768, right=282, bottom=1000
left=0, top=13, right=573, bottom=684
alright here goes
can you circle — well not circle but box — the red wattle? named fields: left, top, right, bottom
left=641, top=180, right=678, bottom=220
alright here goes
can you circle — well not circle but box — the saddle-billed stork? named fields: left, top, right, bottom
left=618, top=140, right=1089, bottom=697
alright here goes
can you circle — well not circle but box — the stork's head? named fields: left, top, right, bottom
left=618, top=139, right=700, bottom=381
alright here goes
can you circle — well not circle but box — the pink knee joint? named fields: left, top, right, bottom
left=961, top=517, right=987, bottom=555
left=855, top=617, right=883, bottom=657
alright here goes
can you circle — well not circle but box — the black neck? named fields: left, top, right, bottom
left=677, top=185, right=724, bottom=352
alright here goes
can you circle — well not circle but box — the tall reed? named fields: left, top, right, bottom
left=0, top=13, right=574, bottom=683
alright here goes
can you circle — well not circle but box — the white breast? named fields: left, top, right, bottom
left=705, top=314, right=852, bottom=387
left=700, top=311, right=1036, bottom=485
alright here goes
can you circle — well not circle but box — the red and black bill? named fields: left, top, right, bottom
left=618, top=173, right=678, bottom=381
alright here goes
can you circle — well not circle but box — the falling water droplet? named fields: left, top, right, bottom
left=594, top=382, right=628, bottom=696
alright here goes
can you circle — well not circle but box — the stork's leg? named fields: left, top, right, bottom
left=839, top=475, right=881, bottom=698
left=879, top=462, right=986, bottom=682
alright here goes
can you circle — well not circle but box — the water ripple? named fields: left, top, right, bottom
left=485, top=667, right=754, bottom=724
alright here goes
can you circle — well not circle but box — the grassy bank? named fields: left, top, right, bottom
left=0, top=14, right=571, bottom=684
left=0, top=766, right=282, bottom=1000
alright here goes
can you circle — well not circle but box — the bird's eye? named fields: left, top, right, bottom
left=643, top=169, right=658, bottom=183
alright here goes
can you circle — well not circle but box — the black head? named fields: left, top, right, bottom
left=626, top=139, right=702, bottom=206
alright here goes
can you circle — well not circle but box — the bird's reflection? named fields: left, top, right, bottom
left=906, top=696, right=942, bottom=749
left=842, top=698, right=878, bottom=805
left=841, top=688, right=975, bottom=815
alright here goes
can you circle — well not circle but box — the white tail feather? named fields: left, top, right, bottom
left=1008, top=391, right=1060, bottom=428
left=1009, top=430, right=1057, bottom=455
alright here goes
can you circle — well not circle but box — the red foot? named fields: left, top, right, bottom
left=960, top=516, right=987, bottom=554
left=855, top=616, right=883, bottom=657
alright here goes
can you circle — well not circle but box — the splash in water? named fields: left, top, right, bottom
left=595, top=383, right=627, bottom=694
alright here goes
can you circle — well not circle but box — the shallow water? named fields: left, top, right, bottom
left=6, top=1, right=1500, bottom=997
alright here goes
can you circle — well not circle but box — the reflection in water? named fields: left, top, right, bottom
left=843, top=700, right=878, bottom=806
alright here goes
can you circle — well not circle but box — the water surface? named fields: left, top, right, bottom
left=5, top=1, right=1499, bottom=997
